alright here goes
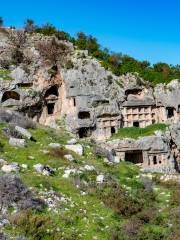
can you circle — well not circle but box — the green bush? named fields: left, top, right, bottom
left=98, top=182, right=142, bottom=216
left=11, top=210, right=55, bottom=239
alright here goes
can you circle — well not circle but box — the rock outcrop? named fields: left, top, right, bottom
left=1, top=29, right=180, bottom=172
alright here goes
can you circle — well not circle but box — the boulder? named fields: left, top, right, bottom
left=1, top=163, right=20, bottom=173
left=9, top=137, right=26, bottom=148
left=65, top=144, right=83, bottom=156
left=15, top=126, right=36, bottom=141
left=94, top=147, right=115, bottom=162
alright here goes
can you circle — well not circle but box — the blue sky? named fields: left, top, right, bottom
left=1, top=0, right=180, bottom=64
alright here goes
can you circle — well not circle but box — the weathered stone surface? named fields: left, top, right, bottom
left=1, top=30, right=180, bottom=173
left=102, top=134, right=176, bottom=173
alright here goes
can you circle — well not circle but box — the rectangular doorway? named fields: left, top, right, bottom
left=125, top=151, right=143, bottom=164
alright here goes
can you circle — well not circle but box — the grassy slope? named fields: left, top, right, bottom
left=0, top=123, right=178, bottom=240
left=0, top=68, right=12, bottom=80
left=112, top=124, right=167, bottom=139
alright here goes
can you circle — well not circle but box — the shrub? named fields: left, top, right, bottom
left=55, top=30, right=71, bottom=41
left=11, top=210, right=54, bottom=239
left=136, top=208, right=157, bottom=223
left=24, top=19, right=37, bottom=33
left=9, top=30, right=27, bottom=48
left=169, top=227, right=180, bottom=240
left=35, top=23, right=57, bottom=36
left=11, top=48, right=24, bottom=65
left=98, top=181, right=142, bottom=216
left=66, top=60, right=74, bottom=69
left=137, top=227, right=168, bottom=240
left=49, top=148, right=69, bottom=159
left=37, top=38, right=70, bottom=66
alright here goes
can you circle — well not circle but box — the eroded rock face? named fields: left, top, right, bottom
left=102, top=134, right=176, bottom=173
left=1, top=30, right=180, bottom=173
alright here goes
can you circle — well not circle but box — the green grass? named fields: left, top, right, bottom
left=0, top=122, right=179, bottom=240
left=0, top=68, right=12, bottom=81
left=112, top=123, right=168, bottom=139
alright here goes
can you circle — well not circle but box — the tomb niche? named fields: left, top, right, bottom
left=44, top=85, right=59, bottom=115
left=166, top=107, right=174, bottom=118
left=78, top=111, right=90, bottom=119
left=111, top=126, right=116, bottom=134
left=1, top=91, right=20, bottom=103
left=125, top=150, right=143, bottom=164
left=133, top=121, right=140, bottom=127
left=78, top=127, right=92, bottom=138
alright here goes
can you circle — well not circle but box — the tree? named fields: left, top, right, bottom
left=37, top=37, right=70, bottom=66
left=24, top=19, right=37, bottom=33
left=153, top=62, right=171, bottom=76
left=0, top=17, right=3, bottom=27
left=35, top=23, right=57, bottom=36
left=75, top=32, right=87, bottom=50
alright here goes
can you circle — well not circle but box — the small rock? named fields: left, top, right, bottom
left=0, top=159, right=7, bottom=166
left=28, top=156, right=35, bottom=160
left=96, top=174, right=104, bottom=184
left=84, top=165, right=95, bottom=171
left=65, top=144, right=83, bottom=156
left=21, top=164, right=28, bottom=169
left=67, top=138, right=77, bottom=145
left=64, top=154, right=74, bottom=161
left=1, top=163, right=20, bottom=173
left=113, top=156, right=120, bottom=163
left=9, top=137, right=26, bottom=148
left=43, top=166, right=55, bottom=176
left=33, top=163, right=44, bottom=173
left=42, top=150, right=49, bottom=154
left=48, top=143, right=61, bottom=149
left=62, top=169, right=76, bottom=178
left=0, top=219, right=10, bottom=226
left=33, top=164, right=54, bottom=176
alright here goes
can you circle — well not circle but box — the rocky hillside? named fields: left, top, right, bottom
left=0, top=111, right=179, bottom=240
left=0, top=28, right=180, bottom=239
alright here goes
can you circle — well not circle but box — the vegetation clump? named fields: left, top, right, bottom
left=112, top=123, right=167, bottom=139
